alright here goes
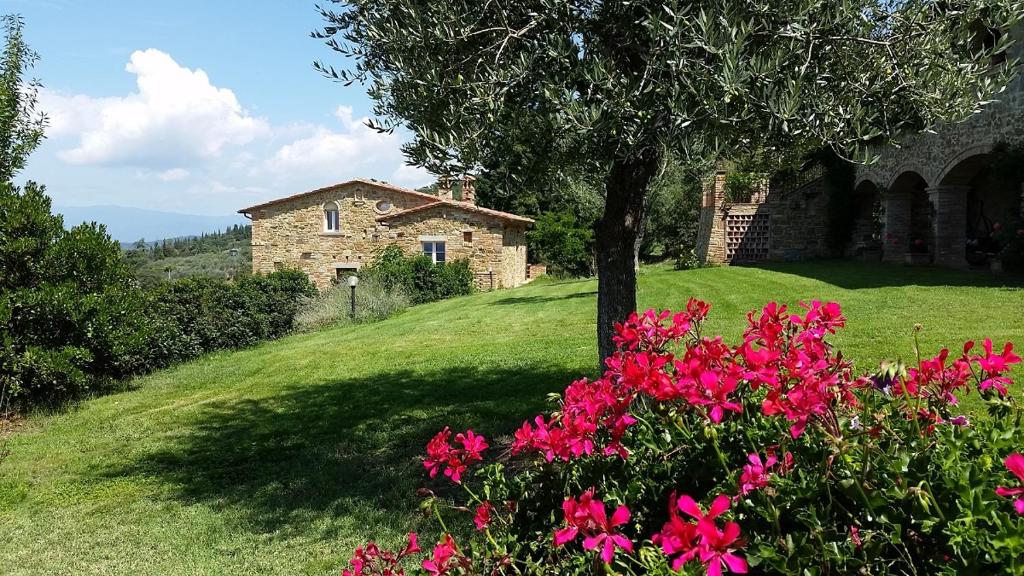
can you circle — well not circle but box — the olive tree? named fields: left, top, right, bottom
left=315, top=0, right=1022, bottom=361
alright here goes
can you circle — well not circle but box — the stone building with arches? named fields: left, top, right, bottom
left=698, top=26, right=1024, bottom=269
left=239, top=176, right=533, bottom=290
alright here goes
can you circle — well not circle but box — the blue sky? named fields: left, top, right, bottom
left=3, top=0, right=431, bottom=215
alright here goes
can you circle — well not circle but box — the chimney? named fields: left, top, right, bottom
left=461, top=174, right=476, bottom=204
left=437, top=175, right=454, bottom=201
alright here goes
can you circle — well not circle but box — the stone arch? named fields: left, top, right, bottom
left=846, top=180, right=883, bottom=259
left=323, top=200, right=341, bottom=232
left=936, top=144, right=993, bottom=186
left=882, top=170, right=930, bottom=264
left=886, top=163, right=929, bottom=191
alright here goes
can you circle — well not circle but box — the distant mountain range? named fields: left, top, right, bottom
left=55, top=205, right=248, bottom=243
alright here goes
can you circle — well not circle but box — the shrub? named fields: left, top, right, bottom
left=148, top=270, right=316, bottom=365
left=362, top=245, right=474, bottom=304
left=294, top=274, right=409, bottom=332
left=339, top=300, right=1024, bottom=575
left=527, top=211, right=595, bottom=278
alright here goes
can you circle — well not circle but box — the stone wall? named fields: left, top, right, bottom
left=249, top=181, right=528, bottom=290
left=767, top=177, right=831, bottom=261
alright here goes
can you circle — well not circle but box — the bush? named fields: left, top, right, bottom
left=147, top=270, right=316, bottom=366
left=294, top=274, right=409, bottom=332
left=339, top=300, right=1024, bottom=575
left=361, top=245, right=474, bottom=305
left=527, top=211, right=595, bottom=278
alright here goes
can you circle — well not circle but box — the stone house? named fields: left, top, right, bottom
left=698, top=24, right=1024, bottom=269
left=238, top=176, right=533, bottom=290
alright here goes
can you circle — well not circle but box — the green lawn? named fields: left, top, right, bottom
left=1, top=261, right=1022, bottom=575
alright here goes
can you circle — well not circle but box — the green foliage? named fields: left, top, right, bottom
left=294, top=274, right=410, bottom=332
left=361, top=245, right=475, bottom=304
left=527, top=211, right=595, bottom=278
left=641, top=159, right=704, bottom=262
left=723, top=172, right=760, bottom=203
left=125, top=224, right=252, bottom=284
left=0, top=15, right=45, bottom=182
left=147, top=270, right=316, bottom=366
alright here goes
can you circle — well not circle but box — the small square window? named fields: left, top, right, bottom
left=463, top=231, right=473, bottom=243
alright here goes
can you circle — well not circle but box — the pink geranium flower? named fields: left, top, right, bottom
left=974, top=339, right=1021, bottom=396
left=657, top=493, right=747, bottom=576
left=473, top=501, right=493, bottom=531
left=422, top=534, right=466, bottom=576
left=553, top=489, right=633, bottom=564
left=423, top=427, right=488, bottom=484
left=996, top=453, right=1024, bottom=515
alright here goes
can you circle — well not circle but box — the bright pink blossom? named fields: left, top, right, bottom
left=341, top=532, right=419, bottom=576
left=738, top=450, right=791, bottom=495
left=473, top=501, right=494, bottom=531
left=974, top=339, right=1021, bottom=396
left=423, top=427, right=487, bottom=484
left=656, top=494, right=747, bottom=576
left=553, top=490, right=633, bottom=564
left=996, top=453, right=1024, bottom=515
left=422, top=534, right=466, bottom=576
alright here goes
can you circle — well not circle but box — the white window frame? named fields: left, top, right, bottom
left=421, top=240, right=446, bottom=264
left=324, top=202, right=340, bottom=232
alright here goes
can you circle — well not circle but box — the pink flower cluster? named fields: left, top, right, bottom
left=896, top=339, right=1020, bottom=404
left=654, top=494, right=747, bottom=576
left=997, top=453, right=1024, bottom=515
left=342, top=533, right=420, bottom=576
left=738, top=449, right=792, bottom=496
left=552, top=489, right=634, bottom=563
left=423, top=427, right=488, bottom=484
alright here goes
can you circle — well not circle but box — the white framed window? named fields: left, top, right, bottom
left=324, top=201, right=340, bottom=232
left=422, top=241, right=446, bottom=263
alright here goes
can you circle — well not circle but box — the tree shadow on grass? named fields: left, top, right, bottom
left=742, top=259, right=1024, bottom=290
left=491, top=291, right=597, bottom=305
left=99, top=364, right=581, bottom=543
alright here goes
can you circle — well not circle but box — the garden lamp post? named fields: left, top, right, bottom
left=348, top=275, right=358, bottom=319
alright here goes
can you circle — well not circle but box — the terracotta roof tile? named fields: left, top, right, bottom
left=237, top=178, right=441, bottom=214
left=377, top=199, right=534, bottom=224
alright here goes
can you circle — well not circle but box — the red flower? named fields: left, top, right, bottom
left=341, top=532, right=419, bottom=576
left=553, top=489, right=633, bottom=564
left=850, top=526, right=862, bottom=549
left=974, top=339, right=1020, bottom=396
left=423, top=427, right=488, bottom=484
left=657, top=494, right=747, bottom=576
left=422, top=534, right=465, bottom=576
left=996, top=453, right=1024, bottom=515
left=738, top=450, right=791, bottom=495
left=473, top=501, right=493, bottom=531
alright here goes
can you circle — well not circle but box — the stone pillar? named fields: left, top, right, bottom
left=927, top=184, right=969, bottom=268
left=882, top=190, right=911, bottom=263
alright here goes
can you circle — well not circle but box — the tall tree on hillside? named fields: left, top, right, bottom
left=0, top=15, right=44, bottom=182
left=316, top=0, right=1022, bottom=361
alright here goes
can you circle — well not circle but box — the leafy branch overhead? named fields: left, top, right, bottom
left=315, top=0, right=1022, bottom=175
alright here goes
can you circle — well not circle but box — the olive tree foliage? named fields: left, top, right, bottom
left=0, top=15, right=44, bottom=183
left=315, top=0, right=1023, bottom=360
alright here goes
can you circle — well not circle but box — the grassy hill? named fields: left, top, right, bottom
left=1, top=261, right=1022, bottom=575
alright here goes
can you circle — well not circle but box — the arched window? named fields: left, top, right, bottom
left=324, top=201, right=340, bottom=232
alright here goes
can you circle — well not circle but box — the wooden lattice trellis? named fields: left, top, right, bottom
left=725, top=212, right=770, bottom=262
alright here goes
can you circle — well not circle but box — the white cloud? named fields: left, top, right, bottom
left=157, top=168, right=189, bottom=181
left=42, top=49, right=268, bottom=168
left=390, top=163, right=434, bottom=188
left=264, top=106, right=407, bottom=180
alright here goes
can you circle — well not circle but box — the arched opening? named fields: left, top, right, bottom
left=939, top=152, right=1018, bottom=268
left=323, top=201, right=341, bottom=232
left=883, top=171, right=930, bottom=264
left=847, top=180, right=883, bottom=259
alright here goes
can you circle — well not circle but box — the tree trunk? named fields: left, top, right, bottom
left=595, top=149, right=662, bottom=364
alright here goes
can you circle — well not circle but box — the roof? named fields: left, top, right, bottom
left=238, top=177, right=533, bottom=224
left=376, top=199, right=534, bottom=225
left=237, top=178, right=442, bottom=214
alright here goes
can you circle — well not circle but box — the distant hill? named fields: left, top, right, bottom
left=55, top=205, right=247, bottom=243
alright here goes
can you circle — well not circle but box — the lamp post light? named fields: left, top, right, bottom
left=348, top=274, right=359, bottom=319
